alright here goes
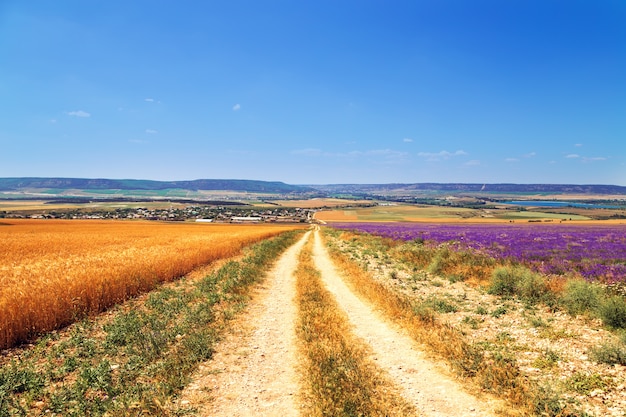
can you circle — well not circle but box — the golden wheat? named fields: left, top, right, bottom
left=0, top=219, right=302, bottom=349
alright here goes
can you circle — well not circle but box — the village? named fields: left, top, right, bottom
left=1, top=204, right=313, bottom=223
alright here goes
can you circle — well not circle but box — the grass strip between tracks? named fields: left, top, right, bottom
left=295, top=237, right=415, bottom=417
left=0, top=230, right=302, bottom=417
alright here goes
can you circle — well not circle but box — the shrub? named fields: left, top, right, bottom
left=564, top=372, right=608, bottom=395
left=488, top=266, right=549, bottom=304
left=488, top=266, right=520, bottom=297
left=598, top=295, right=626, bottom=329
left=532, top=349, right=560, bottom=369
left=560, top=279, right=603, bottom=316
left=589, top=333, right=626, bottom=365
left=427, top=252, right=449, bottom=275
left=517, top=270, right=548, bottom=304
left=424, top=295, right=458, bottom=313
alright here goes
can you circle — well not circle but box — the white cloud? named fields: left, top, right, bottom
left=505, top=158, right=519, bottom=162
left=575, top=143, right=583, bottom=147
left=523, top=152, right=536, bottom=158
left=145, top=129, right=158, bottom=134
left=464, top=160, right=481, bottom=166
left=403, top=138, right=413, bottom=143
left=129, top=139, right=148, bottom=144
left=145, top=98, right=155, bottom=102
left=49, top=119, right=57, bottom=124
left=232, top=103, right=241, bottom=111
left=417, top=150, right=467, bottom=161
left=565, top=154, right=580, bottom=159
left=66, top=110, right=91, bottom=118
left=583, top=156, right=608, bottom=162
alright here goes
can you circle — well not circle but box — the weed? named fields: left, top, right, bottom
left=427, top=252, right=449, bottom=275
left=424, top=295, right=458, bottom=313
left=447, top=274, right=464, bottom=283
left=475, top=305, right=488, bottom=315
left=496, top=331, right=514, bottom=344
left=488, top=266, right=520, bottom=297
left=461, top=315, right=481, bottom=329
left=528, top=315, right=549, bottom=328
left=598, top=295, right=626, bottom=329
left=533, top=349, right=561, bottom=369
left=491, top=305, right=508, bottom=318
left=488, top=266, right=549, bottom=305
left=564, top=372, right=610, bottom=395
left=589, top=338, right=626, bottom=365
left=410, top=272, right=428, bottom=281
left=560, top=279, right=603, bottom=316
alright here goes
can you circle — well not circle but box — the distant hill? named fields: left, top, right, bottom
left=2, top=178, right=625, bottom=199
left=0, top=177, right=313, bottom=194
left=311, top=183, right=626, bottom=195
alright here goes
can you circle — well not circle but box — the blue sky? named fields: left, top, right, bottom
left=1, top=1, right=624, bottom=185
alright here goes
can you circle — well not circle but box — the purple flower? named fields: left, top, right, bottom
left=330, top=222, right=626, bottom=283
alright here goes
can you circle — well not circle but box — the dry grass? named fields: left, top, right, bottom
left=0, top=219, right=303, bottom=350
left=295, top=237, right=415, bottom=417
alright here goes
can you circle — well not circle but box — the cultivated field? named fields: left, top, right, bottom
left=0, top=219, right=303, bottom=350
left=314, top=203, right=595, bottom=222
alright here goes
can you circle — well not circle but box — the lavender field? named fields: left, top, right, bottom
left=330, top=222, right=626, bottom=283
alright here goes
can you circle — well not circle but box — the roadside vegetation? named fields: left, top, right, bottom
left=295, top=238, right=414, bottom=416
left=322, top=227, right=626, bottom=416
left=0, top=230, right=302, bottom=416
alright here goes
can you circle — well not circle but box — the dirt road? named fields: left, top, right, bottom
left=179, top=231, right=310, bottom=416
left=180, top=228, right=500, bottom=416
left=311, top=229, right=501, bottom=416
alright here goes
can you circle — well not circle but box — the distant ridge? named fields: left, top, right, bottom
left=2, top=178, right=625, bottom=197
left=311, top=183, right=626, bottom=195
left=0, top=177, right=312, bottom=194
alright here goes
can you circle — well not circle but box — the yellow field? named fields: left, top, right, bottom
left=315, top=204, right=595, bottom=223
left=0, top=219, right=303, bottom=349
left=264, top=198, right=373, bottom=208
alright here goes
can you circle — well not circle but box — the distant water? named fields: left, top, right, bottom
left=503, top=200, right=622, bottom=209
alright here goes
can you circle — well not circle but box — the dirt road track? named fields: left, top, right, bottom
left=310, top=229, right=500, bottom=417
left=179, top=231, right=310, bottom=416
left=180, top=228, right=501, bottom=416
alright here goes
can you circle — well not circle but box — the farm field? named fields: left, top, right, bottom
left=314, top=203, right=594, bottom=222
left=0, top=219, right=304, bottom=350
left=329, top=222, right=626, bottom=283
left=0, top=199, right=192, bottom=212
left=266, top=197, right=373, bottom=209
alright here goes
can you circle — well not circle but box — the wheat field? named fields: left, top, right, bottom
left=0, top=219, right=302, bottom=350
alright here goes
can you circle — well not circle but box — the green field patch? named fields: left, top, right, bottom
left=494, top=211, right=590, bottom=221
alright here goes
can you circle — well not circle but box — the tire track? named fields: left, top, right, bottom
left=179, top=231, right=310, bottom=416
left=310, top=228, right=500, bottom=417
